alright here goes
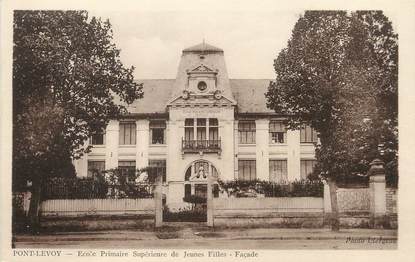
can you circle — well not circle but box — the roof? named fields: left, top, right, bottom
left=182, top=42, right=223, bottom=53
left=128, top=79, right=274, bottom=115
left=127, top=79, right=173, bottom=114
left=230, top=79, right=274, bottom=113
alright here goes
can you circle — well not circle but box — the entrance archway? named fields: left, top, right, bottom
left=184, top=160, right=219, bottom=199
left=163, top=160, right=219, bottom=223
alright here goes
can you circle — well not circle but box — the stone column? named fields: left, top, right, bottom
left=207, top=173, right=214, bottom=227
left=255, top=119, right=269, bottom=181
left=105, top=120, right=119, bottom=169
left=220, top=119, right=235, bottom=180
left=234, top=120, right=239, bottom=180
left=166, top=119, right=184, bottom=205
left=323, top=181, right=332, bottom=225
left=368, top=159, right=387, bottom=228
left=136, top=119, right=149, bottom=169
left=154, top=173, right=163, bottom=227
left=73, top=140, right=89, bottom=177
left=323, top=181, right=332, bottom=213
left=287, top=130, right=301, bottom=181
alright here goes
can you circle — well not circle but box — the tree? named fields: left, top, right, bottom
left=266, top=11, right=398, bottom=231
left=13, top=10, right=143, bottom=232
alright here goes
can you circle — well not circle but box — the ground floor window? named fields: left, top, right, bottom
left=300, top=159, right=316, bottom=179
left=118, top=160, right=136, bottom=182
left=269, top=159, right=287, bottom=182
left=238, top=160, right=256, bottom=181
left=149, top=159, right=166, bottom=183
left=87, top=160, right=105, bottom=178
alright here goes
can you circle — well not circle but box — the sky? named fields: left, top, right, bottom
left=90, top=10, right=302, bottom=79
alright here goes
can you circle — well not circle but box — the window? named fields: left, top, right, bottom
left=196, top=118, right=206, bottom=140
left=184, top=118, right=219, bottom=142
left=269, top=160, right=287, bottom=182
left=238, top=160, right=256, bottom=181
left=150, top=120, right=166, bottom=144
left=184, top=118, right=194, bottom=141
left=87, top=161, right=105, bottom=178
left=209, top=118, right=219, bottom=141
left=269, top=121, right=286, bottom=144
left=149, top=159, right=166, bottom=183
left=301, top=160, right=317, bottom=179
left=119, top=122, right=136, bottom=145
left=197, top=81, right=207, bottom=91
left=184, top=184, right=191, bottom=198
left=300, top=125, right=318, bottom=143
left=118, top=161, right=136, bottom=182
left=90, top=131, right=105, bottom=145
left=238, top=121, right=256, bottom=144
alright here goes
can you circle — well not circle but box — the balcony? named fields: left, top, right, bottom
left=182, top=139, right=221, bottom=154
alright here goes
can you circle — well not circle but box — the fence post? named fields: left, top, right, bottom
left=154, top=173, right=163, bottom=228
left=368, top=159, right=387, bottom=228
left=207, top=174, right=213, bottom=227
left=323, top=181, right=332, bottom=225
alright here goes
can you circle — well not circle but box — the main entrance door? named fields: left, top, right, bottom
left=163, top=160, right=218, bottom=223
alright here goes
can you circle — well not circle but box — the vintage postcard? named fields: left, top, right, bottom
left=1, top=0, right=414, bottom=261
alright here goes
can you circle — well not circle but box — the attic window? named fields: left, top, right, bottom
left=199, top=54, right=205, bottom=60
left=197, top=81, right=207, bottom=91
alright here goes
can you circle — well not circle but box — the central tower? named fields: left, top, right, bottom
left=166, top=42, right=236, bottom=208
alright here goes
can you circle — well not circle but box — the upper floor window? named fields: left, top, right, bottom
left=269, top=160, right=288, bottom=182
left=184, top=119, right=194, bottom=141
left=300, top=159, right=317, bottom=179
left=197, top=81, right=207, bottom=91
left=90, top=132, right=105, bottom=145
left=269, top=121, right=286, bottom=144
left=209, top=118, right=218, bottom=141
left=184, top=118, right=219, bottom=141
left=300, top=125, right=318, bottom=143
left=238, top=121, right=256, bottom=144
left=197, top=118, right=206, bottom=140
left=119, top=122, right=136, bottom=145
left=238, top=160, right=256, bottom=181
left=150, top=120, right=166, bottom=145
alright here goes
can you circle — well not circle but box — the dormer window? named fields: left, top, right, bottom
left=197, top=81, right=207, bottom=91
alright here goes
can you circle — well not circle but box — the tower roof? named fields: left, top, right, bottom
left=182, top=42, right=223, bottom=53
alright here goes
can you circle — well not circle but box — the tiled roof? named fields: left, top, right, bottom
left=127, top=79, right=173, bottom=114
left=128, top=79, right=274, bottom=114
left=230, top=79, right=274, bottom=113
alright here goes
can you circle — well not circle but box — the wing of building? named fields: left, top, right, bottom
left=74, top=42, right=318, bottom=207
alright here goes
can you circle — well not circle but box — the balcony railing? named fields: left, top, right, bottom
left=182, top=139, right=221, bottom=153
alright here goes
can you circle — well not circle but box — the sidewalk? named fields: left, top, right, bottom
left=14, top=227, right=398, bottom=243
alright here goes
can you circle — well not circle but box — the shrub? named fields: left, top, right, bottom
left=42, top=177, right=108, bottom=199
left=163, top=206, right=206, bottom=222
left=217, top=179, right=323, bottom=197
